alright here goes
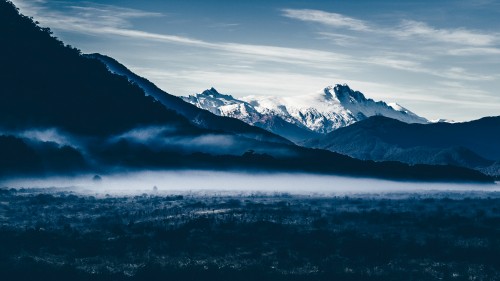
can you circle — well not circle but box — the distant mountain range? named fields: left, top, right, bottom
left=182, top=85, right=428, bottom=142
left=0, top=1, right=493, bottom=182
left=305, top=116, right=500, bottom=178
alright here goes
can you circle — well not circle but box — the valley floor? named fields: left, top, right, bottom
left=0, top=187, right=499, bottom=280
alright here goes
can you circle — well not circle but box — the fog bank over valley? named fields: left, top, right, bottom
left=2, top=170, right=498, bottom=197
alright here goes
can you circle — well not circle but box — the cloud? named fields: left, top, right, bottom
left=280, top=8, right=500, bottom=84
left=113, top=126, right=177, bottom=143
left=86, top=27, right=352, bottom=69
left=111, top=126, right=243, bottom=155
left=131, top=67, right=341, bottom=98
left=315, top=32, right=357, bottom=46
left=12, top=1, right=358, bottom=69
left=282, top=8, right=499, bottom=47
left=217, top=42, right=352, bottom=67
left=367, top=57, right=424, bottom=72
left=15, top=0, right=497, bottom=81
left=447, top=47, right=500, bottom=56
left=440, top=67, right=498, bottom=81
left=67, top=4, right=163, bottom=28
left=459, top=0, right=500, bottom=8
left=367, top=56, right=499, bottom=81
left=18, top=128, right=72, bottom=146
left=90, top=27, right=211, bottom=46
left=282, top=8, right=370, bottom=31
left=180, top=134, right=236, bottom=148
left=394, top=20, right=497, bottom=47
left=11, top=1, right=163, bottom=28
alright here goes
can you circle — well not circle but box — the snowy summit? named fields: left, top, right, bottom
left=182, top=84, right=428, bottom=142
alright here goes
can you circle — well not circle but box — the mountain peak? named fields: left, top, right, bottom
left=333, top=83, right=351, bottom=91
left=329, top=84, right=367, bottom=104
left=183, top=84, right=428, bottom=139
left=200, top=87, right=236, bottom=100
left=202, top=87, right=221, bottom=96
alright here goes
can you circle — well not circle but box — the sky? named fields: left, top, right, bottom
left=11, top=0, right=500, bottom=121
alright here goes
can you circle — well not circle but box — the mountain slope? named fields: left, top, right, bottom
left=87, top=54, right=291, bottom=145
left=305, top=116, right=500, bottom=177
left=183, top=85, right=427, bottom=141
left=0, top=4, right=196, bottom=137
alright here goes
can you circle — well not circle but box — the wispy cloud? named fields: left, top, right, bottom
left=11, top=1, right=162, bottom=26
left=67, top=4, right=163, bottom=27
left=367, top=57, right=424, bottom=72
left=280, top=8, right=500, bottom=83
left=89, top=27, right=353, bottom=69
left=458, top=0, right=500, bottom=8
left=315, top=32, right=357, bottom=46
left=440, top=67, right=498, bottom=81
left=23, top=3, right=476, bottom=84
left=282, top=8, right=370, bottom=31
left=447, top=47, right=500, bottom=56
left=131, top=67, right=339, bottom=98
left=210, top=22, right=240, bottom=28
left=282, top=8, right=499, bottom=47
left=12, top=1, right=358, bottom=69
left=15, top=0, right=497, bottom=82
left=368, top=56, right=499, bottom=81
left=394, top=20, right=497, bottom=46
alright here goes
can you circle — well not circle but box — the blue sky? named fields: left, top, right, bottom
left=12, top=0, right=500, bottom=121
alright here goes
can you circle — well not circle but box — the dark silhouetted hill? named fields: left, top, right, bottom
left=0, top=135, right=87, bottom=176
left=305, top=116, right=500, bottom=177
left=0, top=1, right=196, bottom=137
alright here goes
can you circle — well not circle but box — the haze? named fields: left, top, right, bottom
left=2, top=171, right=499, bottom=197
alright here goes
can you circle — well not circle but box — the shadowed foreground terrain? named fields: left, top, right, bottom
left=1, top=187, right=499, bottom=281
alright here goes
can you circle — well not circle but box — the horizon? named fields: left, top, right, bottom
left=11, top=0, right=500, bottom=122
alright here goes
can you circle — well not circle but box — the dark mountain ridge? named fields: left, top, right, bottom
left=306, top=115, right=500, bottom=177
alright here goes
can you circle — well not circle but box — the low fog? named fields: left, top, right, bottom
left=2, top=170, right=498, bottom=197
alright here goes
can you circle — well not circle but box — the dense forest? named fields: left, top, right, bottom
left=1, top=188, right=499, bottom=280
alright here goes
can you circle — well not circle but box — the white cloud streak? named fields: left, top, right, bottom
left=14, top=0, right=497, bottom=83
left=395, top=20, right=497, bottom=46
left=68, top=4, right=163, bottom=27
left=315, top=32, right=357, bottom=46
left=447, top=47, right=500, bottom=56
left=11, top=1, right=359, bottom=69
left=282, top=8, right=499, bottom=47
left=282, top=8, right=370, bottom=31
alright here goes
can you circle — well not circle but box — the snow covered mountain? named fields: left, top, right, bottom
left=182, top=84, right=428, bottom=141
left=182, top=88, right=321, bottom=142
